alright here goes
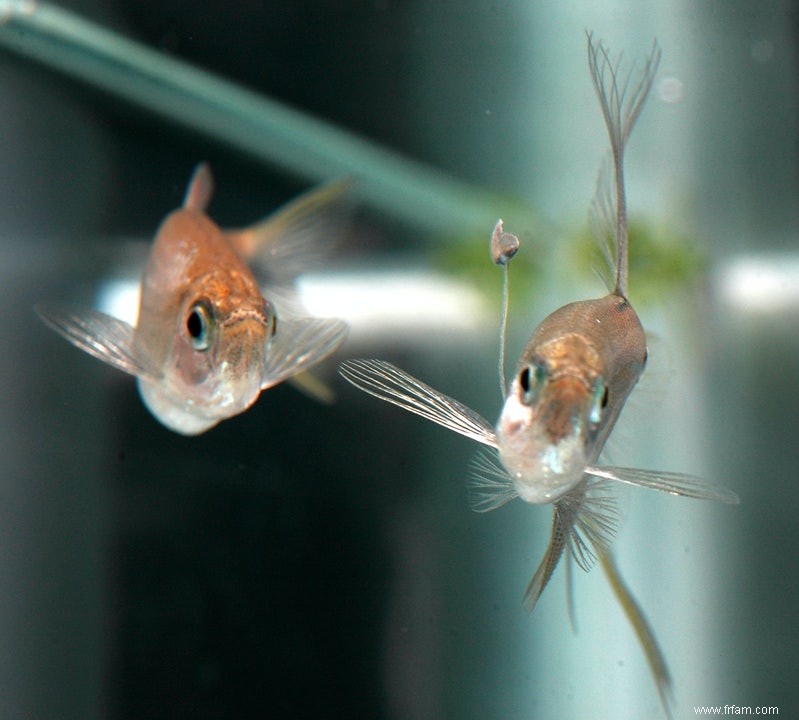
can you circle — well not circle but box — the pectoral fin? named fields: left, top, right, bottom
left=35, top=304, right=160, bottom=379
left=339, top=359, right=498, bottom=448
left=467, top=449, right=518, bottom=512
left=585, top=465, right=740, bottom=504
left=262, top=317, right=347, bottom=391
left=287, top=370, right=336, bottom=404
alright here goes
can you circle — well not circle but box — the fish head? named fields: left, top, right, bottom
left=176, top=272, right=276, bottom=411
left=139, top=270, right=277, bottom=434
left=497, top=336, right=608, bottom=503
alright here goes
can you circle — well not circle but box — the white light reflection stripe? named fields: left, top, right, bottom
left=97, top=270, right=490, bottom=338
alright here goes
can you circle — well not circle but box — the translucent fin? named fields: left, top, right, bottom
left=585, top=465, right=740, bottom=504
left=339, top=359, right=498, bottom=448
left=587, top=34, right=661, bottom=170
left=183, top=162, right=214, bottom=212
left=228, top=178, right=354, bottom=281
left=261, top=317, right=348, bottom=390
left=524, top=507, right=568, bottom=613
left=564, top=553, right=577, bottom=632
left=35, top=303, right=161, bottom=379
left=467, top=448, right=518, bottom=512
left=587, top=32, right=660, bottom=297
left=524, top=480, right=620, bottom=613
left=561, top=480, right=620, bottom=572
left=287, top=370, right=336, bottom=404
left=599, top=550, right=674, bottom=720
left=588, top=153, right=616, bottom=293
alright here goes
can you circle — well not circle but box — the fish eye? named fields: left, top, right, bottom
left=642, top=348, right=649, bottom=368
left=186, top=302, right=214, bottom=351
left=264, top=301, right=278, bottom=337
left=589, top=380, right=608, bottom=424
left=519, top=366, right=531, bottom=394
left=519, top=358, right=548, bottom=406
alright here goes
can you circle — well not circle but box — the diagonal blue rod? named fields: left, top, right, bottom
left=0, top=2, right=521, bottom=234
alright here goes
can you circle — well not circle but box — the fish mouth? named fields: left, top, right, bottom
left=213, top=313, right=269, bottom=410
left=497, top=375, right=593, bottom=503
left=222, top=306, right=271, bottom=335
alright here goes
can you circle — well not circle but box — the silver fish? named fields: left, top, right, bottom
left=340, top=34, right=738, bottom=717
left=38, top=164, right=349, bottom=434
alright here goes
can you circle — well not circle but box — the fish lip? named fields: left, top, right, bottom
left=194, top=362, right=263, bottom=417
left=499, top=433, right=587, bottom=504
left=220, top=306, right=271, bottom=332
left=194, top=310, right=268, bottom=414
left=515, top=477, right=575, bottom=504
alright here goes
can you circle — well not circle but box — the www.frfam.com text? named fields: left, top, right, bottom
left=694, top=706, right=778, bottom=715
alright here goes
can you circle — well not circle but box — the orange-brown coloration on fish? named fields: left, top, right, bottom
left=517, top=295, right=647, bottom=455
left=130, top=166, right=277, bottom=432
left=136, top=199, right=269, bottom=362
left=538, top=376, right=591, bottom=445
left=37, top=163, right=349, bottom=434
left=494, top=293, right=647, bottom=507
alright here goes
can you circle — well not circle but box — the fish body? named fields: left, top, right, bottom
left=339, top=33, right=738, bottom=717
left=133, top=168, right=274, bottom=433
left=340, top=34, right=737, bottom=537
left=38, top=164, right=349, bottom=434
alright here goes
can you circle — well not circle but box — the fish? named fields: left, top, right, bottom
left=37, top=163, right=349, bottom=435
left=340, top=33, right=738, bottom=716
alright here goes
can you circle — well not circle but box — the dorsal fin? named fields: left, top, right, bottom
left=183, top=163, right=214, bottom=212
left=587, top=33, right=660, bottom=298
left=588, top=153, right=616, bottom=293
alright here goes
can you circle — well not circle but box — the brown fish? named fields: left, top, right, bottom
left=339, top=34, right=737, bottom=717
left=38, top=164, right=348, bottom=434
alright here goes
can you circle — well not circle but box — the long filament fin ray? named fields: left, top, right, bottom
left=600, top=550, right=674, bottom=720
